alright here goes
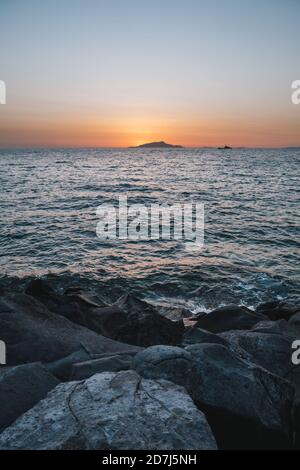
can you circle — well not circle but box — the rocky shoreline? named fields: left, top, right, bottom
left=0, top=279, right=299, bottom=449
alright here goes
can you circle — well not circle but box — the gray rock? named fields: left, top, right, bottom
left=45, top=349, right=93, bottom=381
left=194, top=305, right=267, bottom=333
left=250, top=320, right=298, bottom=337
left=182, top=327, right=254, bottom=363
left=182, top=327, right=228, bottom=347
left=0, top=293, right=140, bottom=365
left=133, top=344, right=294, bottom=449
left=133, top=346, right=194, bottom=389
left=292, top=368, right=300, bottom=448
left=157, top=305, right=193, bottom=321
left=220, top=330, right=296, bottom=380
left=88, top=293, right=184, bottom=347
left=0, top=363, right=59, bottom=431
left=0, top=370, right=217, bottom=450
left=47, top=350, right=138, bottom=381
left=256, top=301, right=300, bottom=321
left=289, top=312, right=300, bottom=334
left=26, top=285, right=184, bottom=347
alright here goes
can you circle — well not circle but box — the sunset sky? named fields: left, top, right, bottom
left=0, top=0, right=299, bottom=148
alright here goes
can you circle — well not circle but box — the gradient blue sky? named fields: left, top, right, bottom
left=0, top=0, right=299, bottom=147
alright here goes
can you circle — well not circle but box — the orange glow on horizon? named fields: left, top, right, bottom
left=1, top=112, right=300, bottom=148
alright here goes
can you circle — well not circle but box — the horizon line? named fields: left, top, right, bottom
left=1, top=144, right=300, bottom=150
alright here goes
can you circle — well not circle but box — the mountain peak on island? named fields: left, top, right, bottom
left=129, top=141, right=183, bottom=149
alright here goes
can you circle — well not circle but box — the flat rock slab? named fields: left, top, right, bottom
left=0, top=370, right=217, bottom=450
left=0, top=294, right=140, bottom=365
left=70, top=352, right=137, bottom=380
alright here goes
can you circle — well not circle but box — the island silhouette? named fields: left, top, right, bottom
left=129, top=141, right=183, bottom=149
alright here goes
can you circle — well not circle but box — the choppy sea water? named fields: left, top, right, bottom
left=0, top=147, right=299, bottom=311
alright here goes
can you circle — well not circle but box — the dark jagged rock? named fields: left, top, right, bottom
left=93, top=293, right=184, bottom=347
left=25, top=279, right=105, bottom=327
left=194, top=304, right=267, bottom=333
left=0, top=363, right=59, bottom=432
left=182, top=326, right=228, bottom=347
left=289, top=312, right=300, bottom=333
left=133, top=344, right=294, bottom=449
left=25, top=282, right=183, bottom=348
left=256, top=301, right=300, bottom=321
left=2, top=278, right=300, bottom=450
left=25, top=279, right=55, bottom=297
left=0, top=371, right=217, bottom=450
left=220, top=330, right=296, bottom=380
left=250, top=319, right=297, bottom=336
left=0, top=293, right=140, bottom=365
left=157, top=305, right=193, bottom=321
left=181, top=326, right=253, bottom=362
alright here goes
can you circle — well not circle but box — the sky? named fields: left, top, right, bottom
left=0, top=0, right=299, bottom=148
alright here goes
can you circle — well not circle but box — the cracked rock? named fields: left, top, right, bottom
left=133, top=343, right=294, bottom=449
left=0, top=370, right=217, bottom=450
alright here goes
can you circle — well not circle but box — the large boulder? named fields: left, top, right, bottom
left=0, top=371, right=217, bottom=450
left=220, top=330, right=296, bottom=380
left=289, top=312, right=300, bottom=334
left=251, top=319, right=297, bottom=337
left=182, top=326, right=253, bottom=363
left=194, top=305, right=267, bottom=333
left=293, top=368, right=300, bottom=449
left=86, top=294, right=184, bottom=347
left=25, top=279, right=104, bottom=309
left=25, top=280, right=108, bottom=331
left=0, top=363, right=59, bottom=432
left=256, top=301, right=300, bottom=322
left=133, top=344, right=294, bottom=449
left=0, top=293, right=140, bottom=365
left=26, top=282, right=184, bottom=347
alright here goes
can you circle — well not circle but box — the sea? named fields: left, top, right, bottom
left=0, top=147, right=299, bottom=312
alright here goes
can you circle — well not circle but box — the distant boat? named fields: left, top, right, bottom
left=217, top=145, right=232, bottom=149
left=129, top=141, right=183, bottom=149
